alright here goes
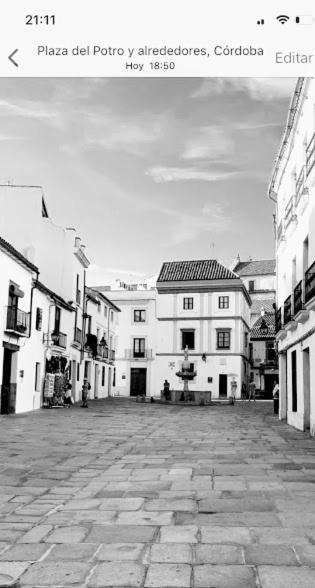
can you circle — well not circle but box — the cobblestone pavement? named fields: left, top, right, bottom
left=0, top=399, right=315, bottom=587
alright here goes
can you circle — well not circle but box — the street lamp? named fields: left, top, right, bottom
left=259, top=318, right=269, bottom=337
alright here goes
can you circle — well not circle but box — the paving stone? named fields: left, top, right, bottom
left=195, top=544, right=243, bottom=564
left=17, top=525, right=53, bottom=543
left=295, top=545, right=315, bottom=566
left=200, top=526, right=252, bottom=544
left=194, top=564, right=256, bottom=587
left=45, top=543, right=99, bottom=560
left=85, top=524, right=157, bottom=543
left=0, top=562, right=30, bottom=583
left=252, top=527, right=309, bottom=545
left=258, top=565, right=315, bottom=588
left=96, top=543, right=145, bottom=561
left=159, top=525, right=198, bottom=543
left=99, top=498, right=143, bottom=510
left=20, top=561, right=90, bottom=585
left=116, top=511, right=173, bottom=525
left=144, top=499, right=196, bottom=512
left=0, top=543, right=49, bottom=561
left=45, top=525, right=88, bottom=543
left=150, top=543, right=192, bottom=563
left=145, top=563, right=191, bottom=587
left=177, top=512, right=281, bottom=527
left=87, top=562, right=145, bottom=587
left=198, top=498, right=273, bottom=513
left=244, top=544, right=297, bottom=565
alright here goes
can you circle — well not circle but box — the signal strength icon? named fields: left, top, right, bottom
left=257, top=18, right=265, bottom=25
left=277, top=14, right=290, bottom=24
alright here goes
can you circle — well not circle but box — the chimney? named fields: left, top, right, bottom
left=75, top=237, right=81, bottom=248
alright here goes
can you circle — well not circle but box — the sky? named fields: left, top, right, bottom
left=0, top=77, right=295, bottom=284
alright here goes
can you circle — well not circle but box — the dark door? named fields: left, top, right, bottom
left=219, top=374, right=227, bottom=397
left=130, top=368, right=147, bottom=396
left=264, top=375, right=276, bottom=399
left=292, top=350, right=297, bottom=412
left=1, top=349, right=16, bottom=415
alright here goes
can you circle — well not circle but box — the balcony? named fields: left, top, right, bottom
left=277, top=220, right=284, bottom=242
left=284, top=196, right=296, bottom=229
left=295, top=166, right=309, bottom=207
left=51, top=331, right=67, bottom=348
left=305, top=260, right=315, bottom=309
left=125, top=349, right=153, bottom=360
left=5, top=306, right=30, bottom=337
left=306, top=132, right=315, bottom=177
left=283, top=294, right=297, bottom=332
left=109, top=349, right=115, bottom=361
left=96, top=344, right=109, bottom=360
left=293, top=280, right=309, bottom=323
left=74, top=327, right=82, bottom=345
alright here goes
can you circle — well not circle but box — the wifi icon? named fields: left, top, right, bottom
left=277, top=14, right=290, bottom=24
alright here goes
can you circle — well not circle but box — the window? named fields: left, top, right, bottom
left=265, top=341, right=276, bottom=363
left=86, top=315, right=91, bottom=334
left=54, top=307, right=61, bottom=333
left=134, top=310, right=146, bottom=322
left=35, top=307, right=43, bottom=331
left=248, top=280, right=255, bottom=292
left=35, top=363, right=41, bottom=391
left=110, top=310, right=114, bottom=322
left=244, top=332, right=248, bottom=348
left=183, top=297, right=193, bottom=310
left=133, top=338, right=145, bottom=358
left=181, top=329, right=195, bottom=350
left=219, top=296, right=229, bottom=309
left=217, top=330, right=231, bottom=349
left=102, top=366, right=105, bottom=386
left=249, top=343, right=253, bottom=362
left=84, top=361, right=90, bottom=379
left=97, top=303, right=101, bottom=313
left=104, top=306, right=108, bottom=318
left=77, top=363, right=80, bottom=382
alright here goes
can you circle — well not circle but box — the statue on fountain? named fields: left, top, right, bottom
left=176, top=346, right=197, bottom=402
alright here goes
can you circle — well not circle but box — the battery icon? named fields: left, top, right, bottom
left=295, top=15, right=314, bottom=24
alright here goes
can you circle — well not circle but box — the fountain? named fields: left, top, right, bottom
left=176, top=346, right=197, bottom=401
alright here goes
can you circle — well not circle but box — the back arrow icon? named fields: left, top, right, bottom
left=9, top=49, right=19, bottom=67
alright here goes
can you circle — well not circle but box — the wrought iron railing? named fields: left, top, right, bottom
left=275, top=307, right=282, bottom=333
left=125, top=348, right=152, bottom=359
left=293, top=280, right=303, bottom=315
left=51, top=331, right=67, bottom=348
left=305, top=260, right=315, bottom=304
left=284, top=196, right=294, bottom=228
left=295, top=166, right=306, bottom=206
left=283, top=295, right=293, bottom=325
left=110, top=349, right=115, bottom=361
left=6, top=306, right=30, bottom=336
left=306, top=132, right=315, bottom=176
left=97, top=345, right=109, bottom=359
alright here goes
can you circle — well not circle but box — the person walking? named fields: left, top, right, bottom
left=81, top=378, right=91, bottom=408
left=230, top=378, right=237, bottom=405
left=241, top=381, right=247, bottom=400
left=272, top=380, right=279, bottom=414
left=248, top=380, right=256, bottom=402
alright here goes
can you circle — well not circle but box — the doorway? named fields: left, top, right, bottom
left=303, top=348, right=311, bottom=429
left=291, top=350, right=297, bottom=412
left=264, top=375, right=277, bottom=399
left=219, top=374, right=227, bottom=398
left=94, top=364, right=99, bottom=399
left=1, top=348, right=17, bottom=414
left=108, top=367, right=112, bottom=397
left=130, top=368, right=147, bottom=397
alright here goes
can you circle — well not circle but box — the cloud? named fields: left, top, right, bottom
left=191, top=78, right=296, bottom=101
left=182, top=126, right=234, bottom=160
left=87, top=263, right=146, bottom=286
left=146, top=166, right=240, bottom=183
left=170, top=203, right=230, bottom=245
left=0, top=99, right=59, bottom=121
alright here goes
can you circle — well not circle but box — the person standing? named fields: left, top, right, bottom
left=248, top=380, right=256, bottom=402
left=81, top=378, right=91, bottom=408
left=241, top=381, right=247, bottom=400
left=272, top=381, right=279, bottom=414
left=230, top=378, right=237, bottom=405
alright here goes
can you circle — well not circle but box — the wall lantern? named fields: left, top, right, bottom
left=259, top=318, right=269, bottom=337
left=202, top=353, right=207, bottom=362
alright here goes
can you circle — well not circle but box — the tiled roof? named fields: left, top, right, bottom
left=36, top=281, right=74, bottom=311
left=251, top=299, right=276, bottom=315
left=234, top=259, right=276, bottom=276
left=157, top=260, right=238, bottom=282
left=0, top=235, right=38, bottom=273
left=251, top=313, right=275, bottom=339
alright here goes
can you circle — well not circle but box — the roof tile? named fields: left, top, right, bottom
left=157, top=260, right=238, bottom=282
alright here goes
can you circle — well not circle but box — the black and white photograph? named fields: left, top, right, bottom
left=0, top=75, right=315, bottom=587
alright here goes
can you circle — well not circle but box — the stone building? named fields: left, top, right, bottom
left=270, top=77, right=315, bottom=433
left=232, top=258, right=278, bottom=397
left=154, top=259, right=251, bottom=399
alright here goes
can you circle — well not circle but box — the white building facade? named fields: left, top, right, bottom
left=155, top=260, right=251, bottom=399
left=270, top=77, right=315, bottom=433
left=104, top=288, right=157, bottom=397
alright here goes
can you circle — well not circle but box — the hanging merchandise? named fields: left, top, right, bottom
left=44, top=373, right=55, bottom=398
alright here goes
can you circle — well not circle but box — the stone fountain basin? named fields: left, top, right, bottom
left=161, top=390, right=212, bottom=405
